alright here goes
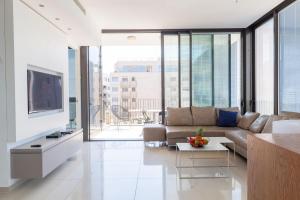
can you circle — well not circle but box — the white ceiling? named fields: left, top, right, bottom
left=101, top=33, right=161, bottom=46
left=22, top=0, right=284, bottom=46
left=86, top=0, right=283, bottom=29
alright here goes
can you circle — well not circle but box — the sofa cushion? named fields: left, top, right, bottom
left=261, top=115, right=289, bottom=133
left=143, top=124, right=166, bottom=141
left=217, top=110, right=238, bottom=127
left=216, top=107, right=241, bottom=122
left=249, top=115, right=269, bottom=133
left=191, top=106, right=216, bottom=126
left=166, top=126, right=238, bottom=139
left=237, top=112, right=260, bottom=130
left=166, top=107, right=193, bottom=126
left=225, top=129, right=252, bottom=149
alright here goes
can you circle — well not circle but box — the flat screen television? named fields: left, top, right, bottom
left=27, top=68, right=63, bottom=115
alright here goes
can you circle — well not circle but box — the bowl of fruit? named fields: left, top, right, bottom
left=187, top=128, right=209, bottom=148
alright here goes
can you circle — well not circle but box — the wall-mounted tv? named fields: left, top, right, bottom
left=27, top=66, right=63, bottom=115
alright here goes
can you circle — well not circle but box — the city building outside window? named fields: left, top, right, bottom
left=112, top=87, right=118, bottom=92
left=111, top=77, right=119, bottom=82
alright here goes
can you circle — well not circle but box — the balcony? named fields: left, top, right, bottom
left=89, top=98, right=161, bottom=140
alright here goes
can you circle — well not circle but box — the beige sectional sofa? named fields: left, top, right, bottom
left=143, top=106, right=296, bottom=159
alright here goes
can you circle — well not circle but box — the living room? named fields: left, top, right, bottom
left=0, top=0, right=300, bottom=200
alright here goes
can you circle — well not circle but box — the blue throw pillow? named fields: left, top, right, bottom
left=217, top=110, right=238, bottom=127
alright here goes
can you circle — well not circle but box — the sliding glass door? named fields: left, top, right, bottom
left=192, top=34, right=213, bottom=106
left=255, top=19, right=274, bottom=115
left=230, top=34, right=241, bottom=108
left=279, top=0, right=300, bottom=112
left=180, top=34, right=190, bottom=107
left=163, top=33, right=241, bottom=110
left=214, top=35, right=230, bottom=107
left=164, top=35, right=179, bottom=108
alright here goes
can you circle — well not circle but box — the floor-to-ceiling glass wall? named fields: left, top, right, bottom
left=89, top=33, right=161, bottom=140
left=279, top=0, right=300, bottom=112
left=230, top=34, right=241, bottom=108
left=180, top=34, right=191, bottom=107
left=164, top=35, right=179, bottom=108
left=214, top=34, right=230, bottom=107
left=255, top=19, right=274, bottom=115
left=192, top=34, right=213, bottom=106
left=163, top=32, right=241, bottom=110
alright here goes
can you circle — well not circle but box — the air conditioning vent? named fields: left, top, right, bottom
left=73, top=0, right=86, bottom=15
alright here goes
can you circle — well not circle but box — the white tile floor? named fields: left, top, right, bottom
left=90, top=126, right=143, bottom=140
left=0, top=141, right=247, bottom=200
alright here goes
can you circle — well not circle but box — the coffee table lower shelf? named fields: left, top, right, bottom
left=176, top=141, right=234, bottom=179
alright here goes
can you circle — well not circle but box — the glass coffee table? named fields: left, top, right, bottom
left=175, top=137, right=235, bottom=179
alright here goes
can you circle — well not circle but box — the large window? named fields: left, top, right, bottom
left=164, top=35, right=179, bottom=108
left=279, top=1, right=300, bottom=112
left=180, top=34, right=190, bottom=107
left=163, top=33, right=241, bottom=109
left=214, top=35, right=229, bottom=107
left=231, top=34, right=241, bottom=108
left=192, top=34, right=213, bottom=106
left=255, top=19, right=274, bottom=115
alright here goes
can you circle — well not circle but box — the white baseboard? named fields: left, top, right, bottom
left=0, top=180, right=26, bottom=193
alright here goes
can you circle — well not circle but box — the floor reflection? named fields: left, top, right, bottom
left=0, top=141, right=247, bottom=200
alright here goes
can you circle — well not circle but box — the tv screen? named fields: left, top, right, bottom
left=27, top=69, right=63, bottom=114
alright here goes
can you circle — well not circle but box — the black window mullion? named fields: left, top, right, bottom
left=251, top=29, right=256, bottom=112
left=178, top=33, right=181, bottom=108
left=274, top=12, right=279, bottom=115
left=189, top=32, right=193, bottom=107
left=161, top=33, right=165, bottom=124
left=228, top=34, right=232, bottom=107
left=211, top=35, right=215, bottom=106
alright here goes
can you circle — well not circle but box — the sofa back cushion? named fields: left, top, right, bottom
left=166, top=107, right=193, bottom=126
left=217, top=110, right=238, bottom=127
left=249, top=115, right=269, bottom=133
left=191, top=106, right=216, bottom=126
left=238, top=112, right=260, bottom=130
left=261, top=115, right=289, bottom=133
left=216, top=107, right=241, bottom=122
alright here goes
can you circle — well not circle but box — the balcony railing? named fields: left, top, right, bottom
left=89, top=98, right=161, bottom=129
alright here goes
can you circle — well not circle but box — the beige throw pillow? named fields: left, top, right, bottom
left=249, top=115, right=269, bottom=133
left=166, top=107, right=193, bottom=126
left=238, top=112, right=260, bottom=130
left=191, top=106, right=216, bottom=126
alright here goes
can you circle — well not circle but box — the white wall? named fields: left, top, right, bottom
left=12, top=0, right=69, bottom=141
left=0, top=0, right=71, bottom=187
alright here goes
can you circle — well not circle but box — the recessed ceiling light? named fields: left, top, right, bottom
left=127, top=35, right=136, bottom=41
left=38, top=4, right=45, bottom=8
left=55, top=18, right=60, bottom=21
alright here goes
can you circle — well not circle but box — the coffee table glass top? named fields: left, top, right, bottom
left=176, top=143, right=228, bottom=152
left=176, top=137, right=233, bottom=152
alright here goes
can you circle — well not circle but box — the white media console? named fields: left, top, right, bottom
left=11, top=129, right=83, bottom=179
